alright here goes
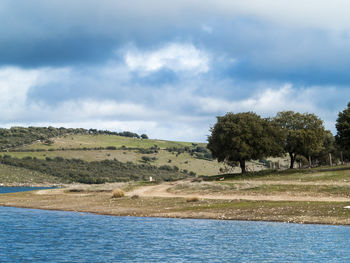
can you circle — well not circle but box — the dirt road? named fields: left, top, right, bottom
left=126, top=180, right=350, bottom=202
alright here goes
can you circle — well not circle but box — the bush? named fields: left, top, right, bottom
left=106, top=146, right=117, bottom=150
left=141, top=156, right=152, bottom=162
left=0, top=155, right=188, bottom=183
left=111, top=188, right=125, bottom=198
left=141, top=134, right=148, bottom=139
left=186, top=196, right=200, bottom=202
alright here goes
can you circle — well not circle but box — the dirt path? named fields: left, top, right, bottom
left=126, top=181, right=350, bottom=202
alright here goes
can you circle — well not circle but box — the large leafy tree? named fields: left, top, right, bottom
left=274, top=111, right=326, bottom=169
left=335, top=103, right=350, bottom=157
left=311, top=130, right=337, bottom=165
left=207, top=112, right=284, bottom=173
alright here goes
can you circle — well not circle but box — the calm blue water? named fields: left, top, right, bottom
left=0, top=186, right=56, bottom=194
left=0, top=188, right=350, bottom=262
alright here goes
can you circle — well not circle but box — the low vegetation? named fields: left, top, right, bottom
left=0, top=155, right=191, bottom=184
left=18, top=134, right=195, bottom=151
left=111, top=188, right=125, bottom=198
left=185, top=196, right=200, bottom=202
left=0, top=163, right=64, bottom=185
left=0, top=127, right=151, bottom=151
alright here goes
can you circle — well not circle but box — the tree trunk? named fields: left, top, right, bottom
left=289, top=152, right=295, bottom=169
left=308, top=156, right=312, bottom=168
left=240, top=160, right=246, bottom=174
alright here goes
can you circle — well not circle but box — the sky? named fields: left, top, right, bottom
left=1, top=0, right=350, bottom=142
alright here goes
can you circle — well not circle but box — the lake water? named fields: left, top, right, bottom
left=1, top=188, right=350, bottom=262
left=0, top=186, right=57, bottom=194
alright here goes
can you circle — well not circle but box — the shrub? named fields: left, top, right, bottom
left=191, top=178, right=203, bottom=183
left=65, top=188, right=84, bottom=193
left=106, top=146, right=117, bottom=150
left=186, top=196, right=200, bottom=202
left=0, top=155, right=187, bottom=184
left=131, top=194, right=139, bottom=199
left=141, top=134, right=148, bottom=139
left=141, top=156, right=152, bottom=162
left=112, top=188, right=125, bottom=198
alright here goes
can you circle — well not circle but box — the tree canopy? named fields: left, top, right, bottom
left=335, top=103, right=350, bottom=157
left=207, top=112, right=284, bottom=173
left=274, top=111, right=326, bottom=168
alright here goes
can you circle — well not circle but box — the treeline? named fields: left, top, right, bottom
left=208, top=105, right=350, bottom=173
left=88, top=129, right=148, bottom=139
left=0, top=126, right=148, bottom=150
left=0, top=155, right=188, bottom=184
left=0, top=127, right=74, bottom=150
left=165, top=145, right=213, bottom=160
left=12, top=145, right=156, bottom=152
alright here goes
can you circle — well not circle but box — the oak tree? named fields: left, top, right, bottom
left=274, top=111, right=326, bottom=168
left=207, top=112, right=284, bottom=173
left=335, top=103, right=350, bottom=157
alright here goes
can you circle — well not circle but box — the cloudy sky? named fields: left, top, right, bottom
left=1, top=0, right=350, bottom=141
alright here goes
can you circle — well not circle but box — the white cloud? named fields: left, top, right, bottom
left=0, top=63, right=344, bottom=142
left=195, top=84, right=341, bottom=133
left=196, top=84, right=315, bottom=115
left=125, top=43, right=210, bottom=74
left=27, top=99, right=162, bottom=121
left=0, top=68, right=38, bottom=115
left=0, top=67, right=71, bottom=121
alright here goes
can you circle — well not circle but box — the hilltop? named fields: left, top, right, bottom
left=0, top=127, right=285, bottom=185
left=0, top=127, right=228, bottom=185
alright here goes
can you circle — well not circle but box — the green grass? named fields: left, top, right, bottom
left=20, top=134, right=199, bottom=150
left=1, top=149, right=226, bottom=176
left=147, top=198, right=350, bottom=222
left=207, top=166, right=350, bottom=182
left=235, top=184, right=350, bottom=197
left=169, top=180, right=350, bottom=197
left=0, top=163, right=64, bottom=184
left=261, top=170, right=350, bottom=182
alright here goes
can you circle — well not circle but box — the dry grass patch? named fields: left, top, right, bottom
left=169, top=182, right=231, bottom=194
left=112, top=188, right=125, bottom=198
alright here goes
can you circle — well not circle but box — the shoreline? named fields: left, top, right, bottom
left=1, top=188, right=350, bottom=226
left=0, top=183, right=65, bottom=187
left=1, top=203, right=350, bottom=227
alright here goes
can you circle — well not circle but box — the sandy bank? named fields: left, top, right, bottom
left=1, top=183, right=350, bottom=226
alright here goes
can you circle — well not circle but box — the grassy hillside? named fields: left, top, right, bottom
left=20, top=134, right=199, bottom=150
left=2, top=149, right=231, bottom=176
left=7, top=134, right=238, bottom=176
left=0, top=155, right=189, bottom=184
left=0, top=131, right=277, bottom=183
left=0, top=163, right=64, bottom=185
